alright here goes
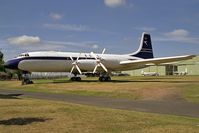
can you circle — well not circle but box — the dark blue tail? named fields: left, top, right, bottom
left=130, top=32, right=154, bottom=59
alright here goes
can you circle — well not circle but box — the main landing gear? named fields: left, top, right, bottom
left=99, top=74, right=111, bottom=82
left=70, top=76, right=81, bottom=81
left=21, top=73, right=33, bottom=85
left=70, top=73, right=81, bottom=81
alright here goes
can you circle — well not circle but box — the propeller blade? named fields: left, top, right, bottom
left=76, top=65, right=82, bottom=75
left=91, top=51, right=108, bottom=73
left=102, top=48, right=106, bottom=55
left=76, top=56, right=80, bottom=61
left=70, top=66, right=75, bottom=74
left=93, top=65, right=98, bottom=74
left=100, top=62, right=108, bottom=72
left=70, top=56, right=73, bottom=61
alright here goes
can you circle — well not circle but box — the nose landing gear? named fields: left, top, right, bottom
left=21, top=73, right=33, bottom=85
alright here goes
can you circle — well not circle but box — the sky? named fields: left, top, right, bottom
left=0, top=0, right=199, bottom=61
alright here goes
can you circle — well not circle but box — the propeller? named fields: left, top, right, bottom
left=102, top=48, right=106, bottom=55
left=91, top=49, right=108, bottom=74
left=70, top=54, right=82, bottom=75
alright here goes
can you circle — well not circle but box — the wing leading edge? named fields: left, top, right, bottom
left=120, top=55, right=196, bottom=67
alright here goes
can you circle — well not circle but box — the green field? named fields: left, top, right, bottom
left=0, top=76, right=199, bottom=103
left=0, top=98, right=199, bottom=133
left=0, top=76, right=199, bottom=132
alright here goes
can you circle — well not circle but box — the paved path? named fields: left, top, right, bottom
left=0, top=88, right=199, bottom=118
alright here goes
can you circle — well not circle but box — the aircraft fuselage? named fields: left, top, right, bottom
left=5, top=51, right=144, bottom=73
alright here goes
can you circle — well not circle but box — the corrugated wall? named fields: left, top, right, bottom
left=123, top=55, right=199, bottom=76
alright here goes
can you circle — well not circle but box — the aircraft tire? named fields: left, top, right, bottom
left=99, top=76, right=111, bottom=82
left=76, top=77, right=81, bottom=81
left=107, top=76, right=111, bottom=81
left=99, top=77, right=103, bottom=82
left=70, top=77, right=81, bottom=81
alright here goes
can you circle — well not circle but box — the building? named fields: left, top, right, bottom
left=124, top=55, right=199, bottom=76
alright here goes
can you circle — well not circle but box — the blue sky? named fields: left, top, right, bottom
left=0, top=0, right=199, bottom=61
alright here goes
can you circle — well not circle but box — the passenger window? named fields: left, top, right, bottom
left=25, top=54, right=29, bottom=57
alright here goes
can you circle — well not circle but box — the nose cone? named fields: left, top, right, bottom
left=4, top=59, right=20, bottom=70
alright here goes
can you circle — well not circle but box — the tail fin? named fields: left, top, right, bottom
left=130, top=32, right=154, bottom=59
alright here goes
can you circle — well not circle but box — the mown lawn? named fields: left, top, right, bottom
left=0, top=98, right=199, bottom=133
left=0, top=76, right=199, bottom=102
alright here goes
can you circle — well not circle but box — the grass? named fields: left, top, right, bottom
left=0, top=76, right=199, bottom=102
left=0, top=98, right=199, bottom=133
left=0, top=76, right=199, bottom=132
left=182, top=84, right=199, bottom=103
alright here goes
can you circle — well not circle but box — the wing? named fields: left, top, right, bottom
left=120, top=55, right=196, bottom=67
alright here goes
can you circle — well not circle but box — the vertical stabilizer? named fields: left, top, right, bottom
left=130, top=32, right=154, bottom=59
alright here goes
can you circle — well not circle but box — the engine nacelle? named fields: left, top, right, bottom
left=77, top=60, right=97, bottom=70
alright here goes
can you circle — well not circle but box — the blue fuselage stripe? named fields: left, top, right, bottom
left=5, top=56, right=97, bottom=70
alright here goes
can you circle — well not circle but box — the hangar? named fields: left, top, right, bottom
left=124, top=55, right=199, bottom=76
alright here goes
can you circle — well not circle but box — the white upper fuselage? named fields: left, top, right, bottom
left=14, top=51, right=144, bottom=73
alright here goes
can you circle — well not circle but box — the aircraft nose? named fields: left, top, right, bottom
left=4, top=59, right=20, bottom=70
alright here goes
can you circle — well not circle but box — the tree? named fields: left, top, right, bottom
left=0, top=51, right=3, bottom=61
left=0, top=51, right=5, bottom=72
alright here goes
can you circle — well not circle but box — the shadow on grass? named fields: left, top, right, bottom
left=0, top=117, right=52, bottom=125
left=54, top=79, right=198, bottom=83
left=0, top=94, right=23, bottom=99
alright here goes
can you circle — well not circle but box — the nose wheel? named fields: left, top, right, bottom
left=21, top=73, right=33, bottom=85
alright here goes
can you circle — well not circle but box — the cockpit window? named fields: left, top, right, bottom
left=19, top=54, right=24, bottom=57
left=25, top=54, right=29, bottom=57
left=18, top=53, right=29, bottom=57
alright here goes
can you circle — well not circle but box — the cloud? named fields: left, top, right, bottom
left=7, top=35, right=41, bottom=45
left=43, top=23, right=118, bottom=35
left=20, top=43, right=65, bottom=51
left=153, top=29, right=199, bottom=44
left=6, top=34, right=99, bottom=50
left=135, top=27, right=156, bottom=32
left=49, top=13, right=63, bottom=20
left=164, top=29, right=189, bottom=38
left=104, top=0, right=126, bottom=8
left=88, top=44, right=99, bottom=49
left=43, top=23, right=90, bottom=32
left=45, top=41, right=86, bottom=47
left=44, top=40, right=99, bottom=49
left=91, top=44, right=99, bottom=49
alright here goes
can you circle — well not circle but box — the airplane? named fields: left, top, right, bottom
left=4, top=32, right=195, bottom=84
left=141, top=70, right=159, bottom=76
left=173, top=68, right=188, bottom=75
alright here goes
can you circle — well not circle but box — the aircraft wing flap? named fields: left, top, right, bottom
left=120, top=55, right=195, bottom=66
